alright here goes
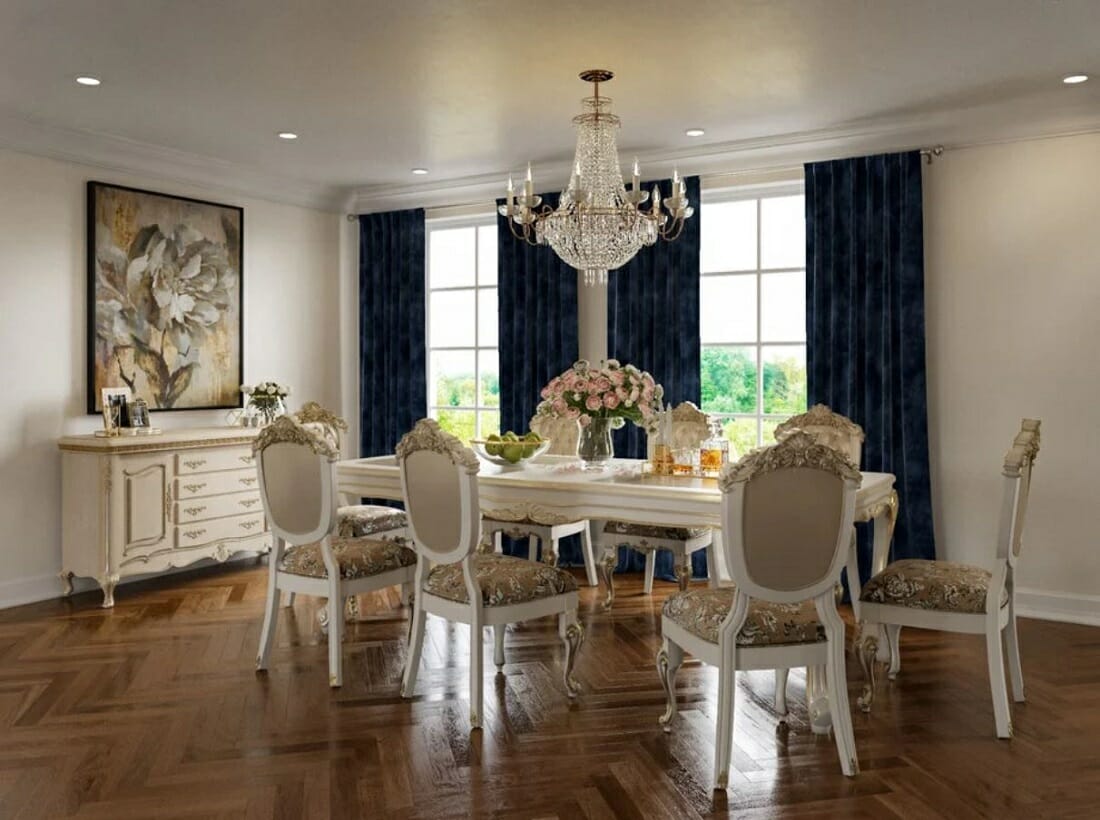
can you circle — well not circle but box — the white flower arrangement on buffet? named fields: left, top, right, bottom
left=535, top=359, right=663, bottom=429
left=240, top=381, right=290, bottom=425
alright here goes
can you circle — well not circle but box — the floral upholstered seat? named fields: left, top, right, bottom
left=280, top=535, right=416, bottom=580
left=663, top=587, right=826, bottom=646
left=425, top=553, right=578, bottom=607
left=603, top=521, right=709, bottom=541
left=860, top=559, right=1007, bottom=614
left=336, top=504, right=407, bottom=538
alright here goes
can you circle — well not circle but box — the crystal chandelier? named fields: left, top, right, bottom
left=498, top=69, right=694, bottom=287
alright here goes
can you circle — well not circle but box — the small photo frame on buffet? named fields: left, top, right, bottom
left=100, top=387, right=131, bottom=435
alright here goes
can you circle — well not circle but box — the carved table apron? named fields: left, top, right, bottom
left=336, top=454, right=898, bottom=733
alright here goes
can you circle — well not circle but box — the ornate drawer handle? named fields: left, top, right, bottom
left=183, top=458, right=207, bottom=469
left=183, top=529, right=207, bottom=540
left=239, top=455, right=254, bottom=464
left=239, top=498, right=259, bottom=508
left=239, top=520, right=259, bottom=531
left=184, top=506, right=207, bottom=517
left=183, top=483, right=207, bottom=493
left=239, top=477, right=257, bottom=486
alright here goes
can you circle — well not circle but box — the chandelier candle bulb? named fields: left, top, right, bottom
left=525, top=163, right=534, bottom=199
left=632, top=157, right=640, bottom=191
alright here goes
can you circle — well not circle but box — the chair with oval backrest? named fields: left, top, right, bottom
left=599, top=401, right=718, bottom=608
left=253, top=415, right=417, bottom=687
left=398, top=419, right=584, bottom=729
left=479, top=414, right=598, bottom=585
left=771, top=403, right=866, bottom=718
left=293, top=402, right=409, bottom=542
left=657, top=431, right=862, bottom=788
left=850, top=419, right=1041, bottom=738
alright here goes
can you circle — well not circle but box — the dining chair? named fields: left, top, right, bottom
left=479, top=414, right=599, bottom=585
left=772, top=403, right=865, bottom=717
left=253, top=415, right=417, bottom=687
left=600, top=401, right=717, bottom=607
left=851, top=419, right=1041, bottom=739
left=398, top=419, right=584, bottom=729
left=293, top=402, right=408, bottom=541
left=658, top=431, right=862, bottom=787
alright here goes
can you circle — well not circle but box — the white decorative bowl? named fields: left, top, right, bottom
left=470, top=438, right=552, bottom=470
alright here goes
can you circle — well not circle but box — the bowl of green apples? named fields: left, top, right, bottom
left=471, top=431, right=551, bottom=469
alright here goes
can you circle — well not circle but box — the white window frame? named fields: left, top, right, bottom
left=425, top=214, right=499, bottom=440
left=700, top=181, right=807, bottom=448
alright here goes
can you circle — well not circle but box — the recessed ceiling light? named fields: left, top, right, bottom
left=685, top=128, right=705, bottom=137
left=75, top=76, right=101, bottom=86
left=277, top=132, right=298, bottom=140
left=411, top=167, right=429, bottom=175
left=1063, top=74, right=1089, bottom=84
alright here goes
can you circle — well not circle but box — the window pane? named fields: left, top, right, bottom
left=761, top=418, right=783, bottom=447
left=479, top=410, right=500, bottom=439
left=477, top=225, right=497, bottom=285
left=478, top=288, right=498, bottom=347
left=430, top=350, right=476, bottom=407
left=479, top=349, right=499, bottom=407
left=760, top=271, right=806, bottom=342
left=700, top=275, right=756, bottom=343
left=762, top=345, right=807, bottom=415
left=760, top=195, right=805, bottom=270
left=429, top=289, right=475, bottom=347
left=701, top=346, right=757, bottom=415
left=435, top=409, right=477, bottom=443
left=701, top=200, right=757, bottom=273
left=719, top=417, right=758, bottom=459
left=429, top=228, right=476, bottom=288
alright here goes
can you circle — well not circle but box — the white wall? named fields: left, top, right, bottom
left=0, top=147, right=342, bottom=606
left=924, top=132, right=1100, bottom=624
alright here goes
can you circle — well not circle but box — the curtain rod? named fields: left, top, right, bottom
left=346, top=144, right=948, bottom=219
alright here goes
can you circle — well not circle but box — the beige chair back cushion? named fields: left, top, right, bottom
left=530, top=414, right=579, bottom=456
left=741, top=467, right=846, bottom=592
left=259, top=442, right=326, bottom=538
left=403, top=449, right=465, bottom=556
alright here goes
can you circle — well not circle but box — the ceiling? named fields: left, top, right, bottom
left=1, top=0, right=1097, bottom=210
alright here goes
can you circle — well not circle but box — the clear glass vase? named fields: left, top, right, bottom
left=250, top=397, right=286, bottom=426
left=577, top=417, right=614, bottom=471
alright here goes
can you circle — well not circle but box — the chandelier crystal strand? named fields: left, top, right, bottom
left=501, top=70, right=693, bottom=286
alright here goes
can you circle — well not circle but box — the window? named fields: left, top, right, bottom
left=426, top=219, right=499, bottom=442
left=699, top=188, right=807, bottom=457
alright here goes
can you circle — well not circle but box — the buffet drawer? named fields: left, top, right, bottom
left=175, top=468, right=259, bottom=499
left=175, top=512, right=266, bottom=548
left=175, top=447, right=255, bottom=475
left=174, top=491, right=263, bottom=524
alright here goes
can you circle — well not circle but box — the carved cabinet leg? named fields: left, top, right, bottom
left=59, top=571, right=74, bottom=596
left=98, top=574, right=119, bottom=608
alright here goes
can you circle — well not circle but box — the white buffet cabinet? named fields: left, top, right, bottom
left=58, top=427, right=270, bottom=607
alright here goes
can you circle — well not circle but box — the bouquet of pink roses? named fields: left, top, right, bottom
left=535, top=359, right=664, bottom=429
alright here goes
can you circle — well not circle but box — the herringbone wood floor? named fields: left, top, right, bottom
left=1, top=562, right=1098, bottom=819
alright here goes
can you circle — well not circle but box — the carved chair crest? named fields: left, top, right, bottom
left=719, top=430, right=861, bottom=492
left=396, top=418, right=481, bottom=474
left=252, top=415, right=339, bottom=460
left=530, top=414, right=579, bottom=456
left=774, top=404, right=865, bottom=442
left=1004, top=418, right=1041, bottom=475
left=655, top=400, right=712, bottom=450
left=293, top=402, right=349, bottom=434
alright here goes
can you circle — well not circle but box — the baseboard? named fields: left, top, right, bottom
left=0, top=553, right=264, bottom=611
left=1016, top=587, right=1100, bottom=627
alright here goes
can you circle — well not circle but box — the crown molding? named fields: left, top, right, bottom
left=350, top=107, right=1100, bottom=214
left=0, top=112, right=346, bottom=212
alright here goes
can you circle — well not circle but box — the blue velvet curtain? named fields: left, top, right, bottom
left=804, top=151, right=935, bottom=579
left=497, top=192, right=579, bottom=435
left=606, top=175, right=704, bottom=577
left=497, top=192, right=580, bottom=560
left=358, top=210, right=427, bottom=498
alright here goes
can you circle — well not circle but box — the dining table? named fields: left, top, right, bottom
left=335, top=454, right=898, bottom=733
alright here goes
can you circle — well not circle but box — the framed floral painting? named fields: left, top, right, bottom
left=87, top=181, right=243, bottom=412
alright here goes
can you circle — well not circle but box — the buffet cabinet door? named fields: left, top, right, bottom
left=115, top=453, right=172, bottom=560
